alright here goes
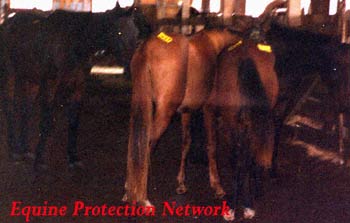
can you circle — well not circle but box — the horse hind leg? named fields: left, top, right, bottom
left=33, top=79, right=53, bottom=170
left=203, top=105, right=225, bottom=198
left=150, top=101, right=179, bottom=149
left=18, top=83, right=39, bottom=160
left=3, top=75, right=17, bottom=160
left=64, top=99, right=83, bottom=168
left=64, top=71, right=85, bottom=169
left=176, top=113, right=192, bottom=194
left=34, top=77, right=64, bottom=170
left=6, top=77, right=37, bottom=161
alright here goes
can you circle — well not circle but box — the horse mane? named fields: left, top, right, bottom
left=131, top=7, right=153, bottom=39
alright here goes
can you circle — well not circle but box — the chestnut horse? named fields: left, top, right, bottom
left=1, top=4, right=151, bottom=169
left=203, top=40, right=278, bottom=221
left=124, top=28, right=242, bottom=205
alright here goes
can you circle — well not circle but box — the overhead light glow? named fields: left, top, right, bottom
left=301, top=0, right=311, bottom=14
left=209, top=1, right=220, bottom=12
left=329, top=0, right=338, bottom=15
left=245, top=0, right=274, bottom=17
left=92, top=0, right=134, bottom=12
left=191, top=0, right=202, bottom=12
left=10, top=0, right=52, bottom=10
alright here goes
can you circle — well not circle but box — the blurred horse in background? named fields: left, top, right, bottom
left=267, top=22, right=350, bottom=172
left=1, top=3, right=151, bottom=169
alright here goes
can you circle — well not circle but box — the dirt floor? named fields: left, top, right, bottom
left=1, top=77, right=350, bottom=223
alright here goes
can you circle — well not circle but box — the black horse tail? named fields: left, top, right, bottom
left=238, top=58, right=274, bottom=168
left=125, top=46, right=153, bottom=203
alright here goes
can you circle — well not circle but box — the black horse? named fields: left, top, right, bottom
left=1, top=4, right=152, bottom=169
left=266, top=21, right=350, bottom=174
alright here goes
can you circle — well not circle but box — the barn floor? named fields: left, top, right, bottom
left=1, top=77, right=350, bottom=223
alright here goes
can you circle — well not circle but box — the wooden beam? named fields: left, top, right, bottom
left=288, top=0, right=302, bottom=26
left=223, top=0, right=234, bottom=25
left=202, top=0, right=210, bottom=12
left=234, top=0, right=246, bottom=15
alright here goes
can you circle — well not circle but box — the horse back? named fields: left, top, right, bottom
left=179, top=31, right=219, bottom=111
left=211, top=40, right=277, bottom=110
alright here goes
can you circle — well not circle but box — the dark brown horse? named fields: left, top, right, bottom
left=266, top=22, right=350, bottom=174
left=203, top=40, right=278, bottom=221
left=1, top=4, right=151, bottom=169
left=124, top=28, right=242, bottom=205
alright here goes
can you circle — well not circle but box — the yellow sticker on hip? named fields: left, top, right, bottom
left=157, top=32, right=173, bottom=43
left=257, top=43, right=272, bottom=53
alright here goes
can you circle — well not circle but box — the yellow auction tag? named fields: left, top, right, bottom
left=227, top=40, right=243, bottom=51
left=157, top=32, right=173, bottom=43
left=257, top=43, right=272, bottom=53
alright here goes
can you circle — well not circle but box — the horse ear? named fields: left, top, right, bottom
left=115, top=1, right=121, bottom=9
left=110, top=1, right=125, bottom=16
left=126, top=4, right=136, bottom=16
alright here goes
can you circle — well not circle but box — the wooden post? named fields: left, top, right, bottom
left=0, top=0, right=3, bottom=23
left=341, top=1, right=350, bottom=43
left=338, top=0, right=349, bottom=165
left=202, top=0, right=210, bottom=13
left=234, top=0, right=246, bottom=15
left=181, top=0, right=191, bottom=34
left=157, top=0, right=165, bottom=19
left=311, top=0, right=330, bottom=15
left=288, top=0, right=302, bottom=26
left=223, top=0, right=234, bottom=25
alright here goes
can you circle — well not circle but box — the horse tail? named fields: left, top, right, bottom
left=238, top=58, right=274, bottom=168
left=125, top=46, right=153, bottom=202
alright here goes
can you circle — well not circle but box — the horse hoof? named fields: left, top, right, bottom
left=141, top=200, right=155, bottom=215
left=121, top=193, right=128, bottom=202
left=223, top=209, right=235, bottom=221
left=243, top=207, right=256, bottom=219
left=176, top=184, right=187, bottom=194
left=215, top=190, right=226, bottom=199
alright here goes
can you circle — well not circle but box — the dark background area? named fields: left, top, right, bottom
left=1, top=79, right=350, bottom=223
